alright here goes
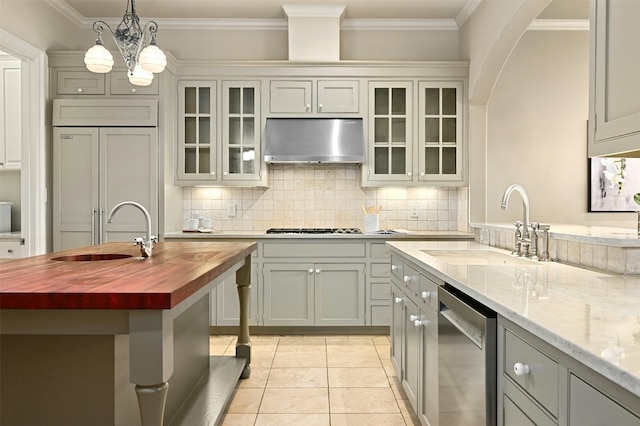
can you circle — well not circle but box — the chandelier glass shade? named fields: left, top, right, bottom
left=84, top=0, right=166, bottom=86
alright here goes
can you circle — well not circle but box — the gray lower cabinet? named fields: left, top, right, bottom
left=499, top=317, right=640, bottom=426
left=263, top=262, right=365, bottom=326
left=390, top=252, right=441, bottom=426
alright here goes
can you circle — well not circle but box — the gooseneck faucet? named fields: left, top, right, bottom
left=107, top=201, right=157, bottom=258
left=501, top=184, right=531, bottom=256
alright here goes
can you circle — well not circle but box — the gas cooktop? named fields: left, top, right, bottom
left=265, top=228, right=362, bottom=234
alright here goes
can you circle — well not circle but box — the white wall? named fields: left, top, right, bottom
left=486, top=29, right=635, bottom=228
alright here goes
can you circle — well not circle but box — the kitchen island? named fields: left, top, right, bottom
left=0, top=241, right=256, bottom=426
left=388, top=240, right=640, bottom=425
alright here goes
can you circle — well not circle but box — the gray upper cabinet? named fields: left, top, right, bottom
left=177, top=81, right=217, bottom=183
left=588, top=0, right=640, bottom=157
left=268, top=79, right=359, bottom=114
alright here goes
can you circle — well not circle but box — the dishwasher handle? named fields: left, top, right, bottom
left=440, top=307, right=483, bottom=350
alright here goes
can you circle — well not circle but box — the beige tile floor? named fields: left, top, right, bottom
left=211, top=335, right=421, bottom=426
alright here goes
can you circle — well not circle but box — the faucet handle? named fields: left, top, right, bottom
left=513, top=220, right=522, bottom=229
left=538, top=223, right=550, bottom=231
left=150, top=236, right=159, bottom=243
left=531, top=222, right=539, bottom=231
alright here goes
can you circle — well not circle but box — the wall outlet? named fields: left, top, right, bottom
left=227, top=203, right=237, bottom=217
left=409, top=203, right=419, bottom=219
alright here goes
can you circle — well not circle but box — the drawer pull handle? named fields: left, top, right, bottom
left=403, top=275, right=411, bottom=283
left=394, top=297, right=403, bottom=304
left=421, top=291, right=431, bottom=300
left=391, top=264, right=399, bottom=271
left=514, top=362, right=531, bottom=376
left=409, top=314, right=418, bottom=321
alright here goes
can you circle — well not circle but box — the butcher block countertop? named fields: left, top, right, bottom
left=0, top=241, right=256, bottom=310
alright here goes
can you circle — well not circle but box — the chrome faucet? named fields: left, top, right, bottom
left=107, top=201, right=157, bottom=258
left=501, top=184, right=531, bottom=256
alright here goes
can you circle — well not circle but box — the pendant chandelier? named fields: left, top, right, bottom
left=84, top=0, right=166, bottom=86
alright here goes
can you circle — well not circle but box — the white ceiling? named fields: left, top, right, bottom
left=56, top=0, right=589, bottom=24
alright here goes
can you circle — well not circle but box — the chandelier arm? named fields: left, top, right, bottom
left=92, top=20, right=114, bottom=37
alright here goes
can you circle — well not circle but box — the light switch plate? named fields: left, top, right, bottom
left=228, top=203, right=237, bottom=217
left=409, top=203, right=419, bottom=219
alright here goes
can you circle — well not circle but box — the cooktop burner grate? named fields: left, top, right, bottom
left=266, top=228, right=362, bottom=234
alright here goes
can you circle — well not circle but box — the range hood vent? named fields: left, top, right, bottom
left=264, top=117, right=364, bottom=164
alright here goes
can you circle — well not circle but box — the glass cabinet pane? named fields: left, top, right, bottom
left=391, top=118, right=406, bottom=143
left=391, top=88, right=406, bottom=115
left=229, top=147, right=241, bottom=174
left=228, top=117, right=241, bottom=144
left=391, top=147, right=406, bottom=174
left=185, top=117, right=196, bottom=143
left=374, top=147, right=389, bottom=174
left=243, top=88, right=255, bottom=114
left=424, top=88, right=439, bottom=115
left=242, top=148, right=255, bottom=174
left=199, top=117, right=210, bottom=144
left=185, top=87, right=196, bottom=114
left=425, top=118, right=439, bottom=143
left=375, top=118, right=389, bottom=142
left=228, top=88, right=241, bottom=114
left=425, top=147, right=440, bottom=174
left=199, top=87, right=210, bottom=114
left=185, top=147, right=197, bottom=174
left=375, top=88, right=389, bottom=115
left=442, top=88, right=456, bottom=115
left=443, top=118, right=456, bottom=143
left=199, top=147, right=211, bottom=174
left=442, top=147, right=456, bottom=174
left=243, top=117, right=255, bottom=145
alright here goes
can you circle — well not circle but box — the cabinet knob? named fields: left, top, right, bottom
left=131, top=88, right=136, bottom=93
left=306, top=104, right=311, bottom=111
left=414, top=320, right=425, bottom=327
left=391, top=264, right=399, bottom=271
left=421, top=291, right=431, bottom=300
left=420, top=172, right=425, bottom=177
left=7, top=249, right=13, bottom=253
left=318, top=103, right=323, bottom=111
left=394, top=297, right=403, bottom=304
left=210, top=171, right=216, bottom=176
left=77, top=88, right=83, bottom=93
left=308, top=268, right=314, bottom=274
left=223, top=171, right=228, bottom=176
left=407, top=172, right=412, bottom=177
left=513, top=362, right=531, bottom=376
left=403, top=275, right=411, bottom=283
left=315, top=269, right=321, bottom=274
left=409, top=314, right=418, bottom=321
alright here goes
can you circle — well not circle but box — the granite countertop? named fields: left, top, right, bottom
left=165, top=230, right=474, bottom=240
left=387, top=240, right=640, bottom=398
left=0, top=241, right=256, bottom=309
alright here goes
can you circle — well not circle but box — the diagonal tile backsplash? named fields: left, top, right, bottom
left=183, top=165, right=469, bottom=233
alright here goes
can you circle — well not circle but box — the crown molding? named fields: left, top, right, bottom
left=44, top=0, right=86, bottom=27
left=342, top=19, right=458, bottom=31
left=455, top=0, right=482, bottom=28
left=528, top=19, right=589, bottom=31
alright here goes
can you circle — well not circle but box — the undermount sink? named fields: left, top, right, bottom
left=422, top=249, right=537, bottom=266
left=51, top=253, right=133, bottom=262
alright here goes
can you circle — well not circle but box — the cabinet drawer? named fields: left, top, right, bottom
left=0, top=241, right=21, bottom=259
left=401, top=263, right=420, bottom=296
left=390, top=255, right=404, bottom=279
left=371, top=262, right=389, bottom=278
left=569, top=374, right=640, bottom=426
left=109, top=72, right=159, bottom=95
left=262, top=242, right=365, bottom=258
left=419, top=274, right=439, bottom=310
left=371, top=283, right=390, bottom=300
left=504, top=329, right=559, bottom=416
left=370, top=242, right=389, bottom=259
left=56, top=71, right=105, bottom=95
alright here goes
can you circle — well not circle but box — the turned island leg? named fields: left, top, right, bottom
left=236, top=254, right=252, bottom=378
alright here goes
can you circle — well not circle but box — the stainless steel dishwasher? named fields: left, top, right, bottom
left=438, top=284, right=497, bottom=426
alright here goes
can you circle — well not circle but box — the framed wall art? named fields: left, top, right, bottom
left=589, top=157, right=640, bottom=212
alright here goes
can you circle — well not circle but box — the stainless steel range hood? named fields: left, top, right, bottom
left=264, top=117, right=364, bottom=164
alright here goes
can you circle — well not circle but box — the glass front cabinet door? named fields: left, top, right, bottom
left=367, top=81, right=414, bottom=184
left=418, top=81, right=463, bottom=182
left=177, top=81, right=217, bottom=183
left=222, top=81, right=262, bottom=183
